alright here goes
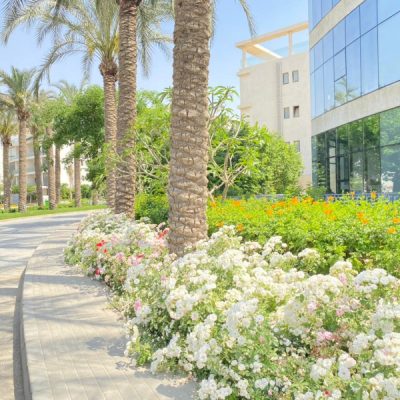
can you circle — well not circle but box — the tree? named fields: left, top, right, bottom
left=0, top=110, right=16, bottom=211
left=0, top=67, right=36, bottom=212
left=167, top=0, right=254, bottom=255
left=53, top=85, right=105, bottom=206
left=3, top=0, right=172, bottom=211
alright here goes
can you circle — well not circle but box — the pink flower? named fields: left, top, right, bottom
left=317, top=330, right=335, bottom=343
left=115, top=252, right=125, bottom=262
left=338, top=273, right=348, bottom=285
left=307, top=301, right=318, bottom=313
left=134, top=299, right=142, bottom=313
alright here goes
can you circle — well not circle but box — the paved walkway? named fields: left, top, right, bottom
left=22, top=218, right=196, bottom=399
left=0, top=212, right=91, bottom=400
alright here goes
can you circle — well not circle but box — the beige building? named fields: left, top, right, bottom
left=236, top=22, right=312, bottom=187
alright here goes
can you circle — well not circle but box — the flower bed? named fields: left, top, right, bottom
left=208, top=197, right=400, bottom=277
left=65, top=211, right=400, bottom=400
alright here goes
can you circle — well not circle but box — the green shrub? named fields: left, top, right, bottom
left=207, top=196, right=400, bottom=276
left=135, top=193, right=168, bottom=225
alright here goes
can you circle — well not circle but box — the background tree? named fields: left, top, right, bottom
left=53, top=85, right=105, bottom=204
left=3, top=0, right=172, bottom=210
left=0, top=110, right=16, bottom=211
left=0, top=67, right=36, bottom=212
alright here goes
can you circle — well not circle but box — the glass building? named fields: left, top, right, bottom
left=309, top=0, right=400, bottom=193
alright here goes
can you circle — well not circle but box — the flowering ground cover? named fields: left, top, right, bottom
left=65, top=211, right=400, bottom=400
left=208, top=197, right=400, bottom=277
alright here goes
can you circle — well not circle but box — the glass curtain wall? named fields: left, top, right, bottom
left=310, top=0, right=400, bottom=118
left=312, top=107, right=400, bottom=193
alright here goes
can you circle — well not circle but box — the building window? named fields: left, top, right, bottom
left=292, top=70, right=299, bottom=82
left=294, top=140, right=301, bottom=152
left=293, top=106, right=300, bottom=118
left=284, top=107, right=290, bottom=119
left=312, top=106, right=400, bottom=193
left=282, top=72, right=289, bottom=84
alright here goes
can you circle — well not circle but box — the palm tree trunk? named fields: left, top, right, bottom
left=55, top=145, right=61, bottom=204
left=100, top=62, right=118, bottom=209
left=46, top=127, right=56, bottom=210
left=18, top=116, right=28, bottom=212
left=33, top=130, right=44, bottom=208
left=2, top=139, right=11, bottom=212
left=92, top=189, right=99, bottom=205
left=167, top=0, right=212, bottom=256
left=115, top=0, right=139, bottom=217
left=74, top=144, right=81, bottom=208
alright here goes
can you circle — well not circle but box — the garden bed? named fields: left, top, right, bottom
left=65, top=211, right=400, bottom=400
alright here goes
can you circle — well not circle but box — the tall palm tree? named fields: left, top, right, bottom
left=3, top=0, right=172, bottom=211
left=0, top=67, right=36, bottom=212
left=0, top=110, right=16, bottom=211
left=73, top=143, right=81, bottom=207
left=31, top=124, right=44, bottom=207
left=115, top=0, right=171, bottom=215
left=167, top=0, right=254, bottom=255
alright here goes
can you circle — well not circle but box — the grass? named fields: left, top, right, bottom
left=0, top=203, right=106, bottom=221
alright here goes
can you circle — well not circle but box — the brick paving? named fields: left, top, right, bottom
left=22, top=224, right=196, bottom=399
left=0, top=213, right=92, bottom=400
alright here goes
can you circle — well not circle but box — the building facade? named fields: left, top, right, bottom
left=8, top=135, right=76, bottom=194
left=310, top=0, right=400, bottom=193
left=237, top=23, right=312, bottom=187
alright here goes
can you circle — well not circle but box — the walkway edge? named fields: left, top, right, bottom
left=20, top=226, right=196, bottom=400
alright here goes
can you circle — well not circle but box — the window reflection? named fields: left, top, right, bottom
left=310, top=1, right=400, bottom=118
left=361, top=28, right=379, bottom=95
left=312, top=107, right=400, bottom=193
left=360, top=0, right=377, bottom=34
left=378, top=12, right=400, bottom=87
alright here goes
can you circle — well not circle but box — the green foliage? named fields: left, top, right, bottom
left=207, top=197, right=400, bottom=277
left=60, top=183, right=72, bottom=200
left=80, top=184, right=92, bottom=199
left=135, top=193, right=169, bottom=225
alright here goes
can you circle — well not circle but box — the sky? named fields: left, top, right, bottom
left=0, top=0, right=309, bottom=95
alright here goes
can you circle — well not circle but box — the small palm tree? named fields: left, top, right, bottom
left=0, top=67, right=36, bottom=212
left=167, top=0, right=254, bottom=255
left=0, top=110, right=16, bottom=211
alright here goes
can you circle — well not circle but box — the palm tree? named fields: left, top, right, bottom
left=0, top=110, right=16, bottom=211
left=167, top=0, right=254, bottom=255
left=31, top=124, right=44, bottom=207
left=0, top=67, right=36, bottom=212
left=55, top=145, right=61, bottom=204
left=3, top=0, right=172, bottom=211
left=73, top=144, right=81, bottom=207
left=45, top=126, right=57, bottom=209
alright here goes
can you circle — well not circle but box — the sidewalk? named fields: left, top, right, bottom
left=22, top=227, right=196, bottom=400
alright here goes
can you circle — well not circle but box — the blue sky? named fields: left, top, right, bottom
left=0, top=0, right=308, bottom=93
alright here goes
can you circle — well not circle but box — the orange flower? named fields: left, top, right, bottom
left=232, top=200, right=242, bottom=207
left=357, top=212, right=365, bottom=219
left=371, top=191, right=377, bottom=200
left=216, top=221, right=224, bottom=228
left=327, top=195, right=335, bottom=202
left=361, top=218, right=369, bottom=225
left=324, top=209, right=333, bottom=215
left=236, top=224, right=244, bottom=232
left=266, top=209, right=274, bottom=216
left=388, top=227, right=397, bottom=234
left=291, top=197, right=299, bottom=205
left=393, top=217, right=400, bottom=224
left=210, top=201, right=217, bottom=208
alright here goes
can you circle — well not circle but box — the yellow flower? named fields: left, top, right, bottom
left=393, top=217, right=400, bottom=224
left=371, top=191, right=377, bottom=200
left=327, top=195, right=335, bottom=202
left=216, top=221, right=224, bottom=228
left=387, top=227, right=397, bottom=234
left=236, top=224, right=244, bottom=232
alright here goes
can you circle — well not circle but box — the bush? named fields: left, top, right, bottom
left=135, top=193, right=169, bottom=225
left=207, top=197, right=400, bottom=277
left=65, top=212, right=400, bottom=400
